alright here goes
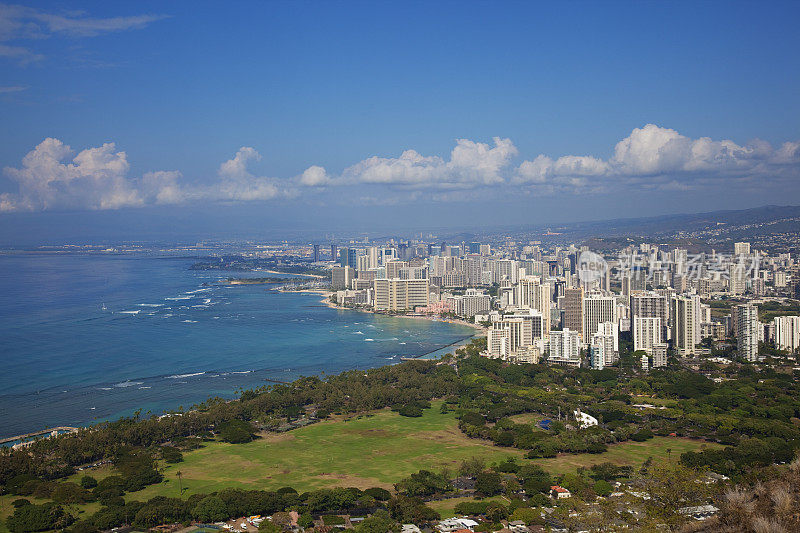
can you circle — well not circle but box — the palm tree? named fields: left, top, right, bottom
left=176, top=470, right=183, bottom=495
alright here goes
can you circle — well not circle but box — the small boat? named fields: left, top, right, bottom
left=101, top=303, right=107, bottom=311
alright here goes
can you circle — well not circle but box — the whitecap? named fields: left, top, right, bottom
left=399, top=342, right=407, bottom=345
left=98, top=387, right=112, bottom=391
left=182, top=319, right=198, bottom=323
left=364, top=338, right=375, bottom=342
left=115, top=381, right=143, bottom=388
left=353, top=331, right=364, bottom=335
left=138, top=303, right=163, bottom=307
left=138, top=386, right=151, bottom=389
left=167, top=372, right=205, bottom=379
left=165, top=296, right=192, bottom=301
left=119, top=310, right=140, bottom=315
left=230, top=370, right=251, bottom=374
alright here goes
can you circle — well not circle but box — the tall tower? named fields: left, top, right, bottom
left=735, top=303, right=759, bottom=362
left=563, top=287, right=584, bottom=339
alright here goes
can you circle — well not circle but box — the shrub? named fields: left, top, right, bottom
left=364, top=487, right=392, bottom=501
left=398, top=405, right=423, bottom=417
left=79, top=476, right=98, bottom=489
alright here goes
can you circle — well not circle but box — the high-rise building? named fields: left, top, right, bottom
left=729, top=263, right=746, bottom=295
left=373, top=278, right=429, bottom=311
left=331, top=266, right=355, bottom=290
left=385, top=260, right=409, bottom=279
left=487, top=308, right=545, bottom=358
left=583, top=293, right=616, bottom=346
left=651, top=343, right=668, bottom=368
left=633, top=316, right=662, bottom=354
left=547, top=329, right=581, bottom=367
left=671, top=295, right=698, bottom=356
left=735, top=303, right=759, bottom=362
left=734, top=242, right=751, bottom=256
left=330, top=244, right=338, bottom=263
left=516, top=277, right=551, bottom=335
left=630, top=291, right=668, bottom=341
left=773, top=315, right=800, bottom=352
left=590, top=322, right=618, bottom=369
left=312, top=244, right=320, bottom=263
left=563, top=287, right=584, bottom=339
left=446, top=289, right=492, bottom=318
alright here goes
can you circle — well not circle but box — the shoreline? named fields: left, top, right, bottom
left=288, top=287, right=486, bottom=334
left=6, top=289, right=481, bottom=442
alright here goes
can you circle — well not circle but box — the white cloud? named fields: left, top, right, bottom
left=299, top=165, right=330, bottom=187
left=216, top=147, right=281, bottom=201
left=0, top=140, right=288, bottom=212
left=342, top=137, right=517, bottom=189
left=0, top=84, right=26, bottom=93
left=0, top=3, right=166, bottom=65
left=514, top=124, right=800, bottom=191
left=0, top=43, right=41, bottom=63
left=2, top=138, right=142, bottom=211
left=2, top=126, right=799, bottom=213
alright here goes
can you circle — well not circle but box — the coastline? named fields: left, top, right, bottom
left=6, top=287, right=480, bottom=442
left=287, top=287, right=486, bottom=334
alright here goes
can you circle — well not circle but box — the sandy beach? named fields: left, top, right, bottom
left=288, top=288, right=486, bottom=334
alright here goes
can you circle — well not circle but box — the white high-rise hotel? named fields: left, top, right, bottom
left=773, top=316, right=800, bottom=352
left=583, top=293, right=616, bottom=345
left=735, top=303, right=759, bottom=362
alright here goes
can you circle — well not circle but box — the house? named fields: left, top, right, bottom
left=550, top=485, right=571, bottom=499
left=401, top=525, right=422, bottom=533
left=679, top=504, right=719, bottom=521
left=437, top=517, right=479, bottom=532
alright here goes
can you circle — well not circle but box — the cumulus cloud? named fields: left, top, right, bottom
left=299, top=165, right=331, bottom=187
left=514, top=124, right=800, bottom=191
left=0, top=141, right=287, bottom=212
left=215, top=147, right=281, bottom=201
left=2, top=138, right=141, bottom=211
left=341, top=137, right=517, bottom=189
left=3, top=126, right=799, bottom=213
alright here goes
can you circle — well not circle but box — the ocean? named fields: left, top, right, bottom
left=0, top=253, right=475, bottom=438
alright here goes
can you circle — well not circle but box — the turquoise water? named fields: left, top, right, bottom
left=0, top=253, right=474, bottom=438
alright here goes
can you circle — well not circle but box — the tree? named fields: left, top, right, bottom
left=176, top=471, right=183, bottom=495
left=509, top=507, right=544, bottom=526
left=474, top=472, right=503, bottom=496
left=593, top=480, right=613, bottom=497
left=79, top=476, right=97, bottom=489
left=257, top=522, right=281, bottom=533
left=218, top=420, right=256, bottom=443
left=639, top=462, right=712, bottom=527
left=193, top=495, right=228, bottom=523
left=355, top=510, right=400, bottom=532
left=364, top=487, right=391, bottom=501
left=6, top=503, right=75, bottom=533
left=458, top=456, right=486, bottom=477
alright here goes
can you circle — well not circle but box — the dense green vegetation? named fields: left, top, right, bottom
left=2, top=337, right=799, bottom=531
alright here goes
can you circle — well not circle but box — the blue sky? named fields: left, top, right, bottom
left=1, top=1, right=799, bottom=240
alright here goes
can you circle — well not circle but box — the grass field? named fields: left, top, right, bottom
left=427, top=496, right=507, bottom=519
left=0, top=403, right=720, bottom=532
left=129, top=402, right=719, bottom=500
